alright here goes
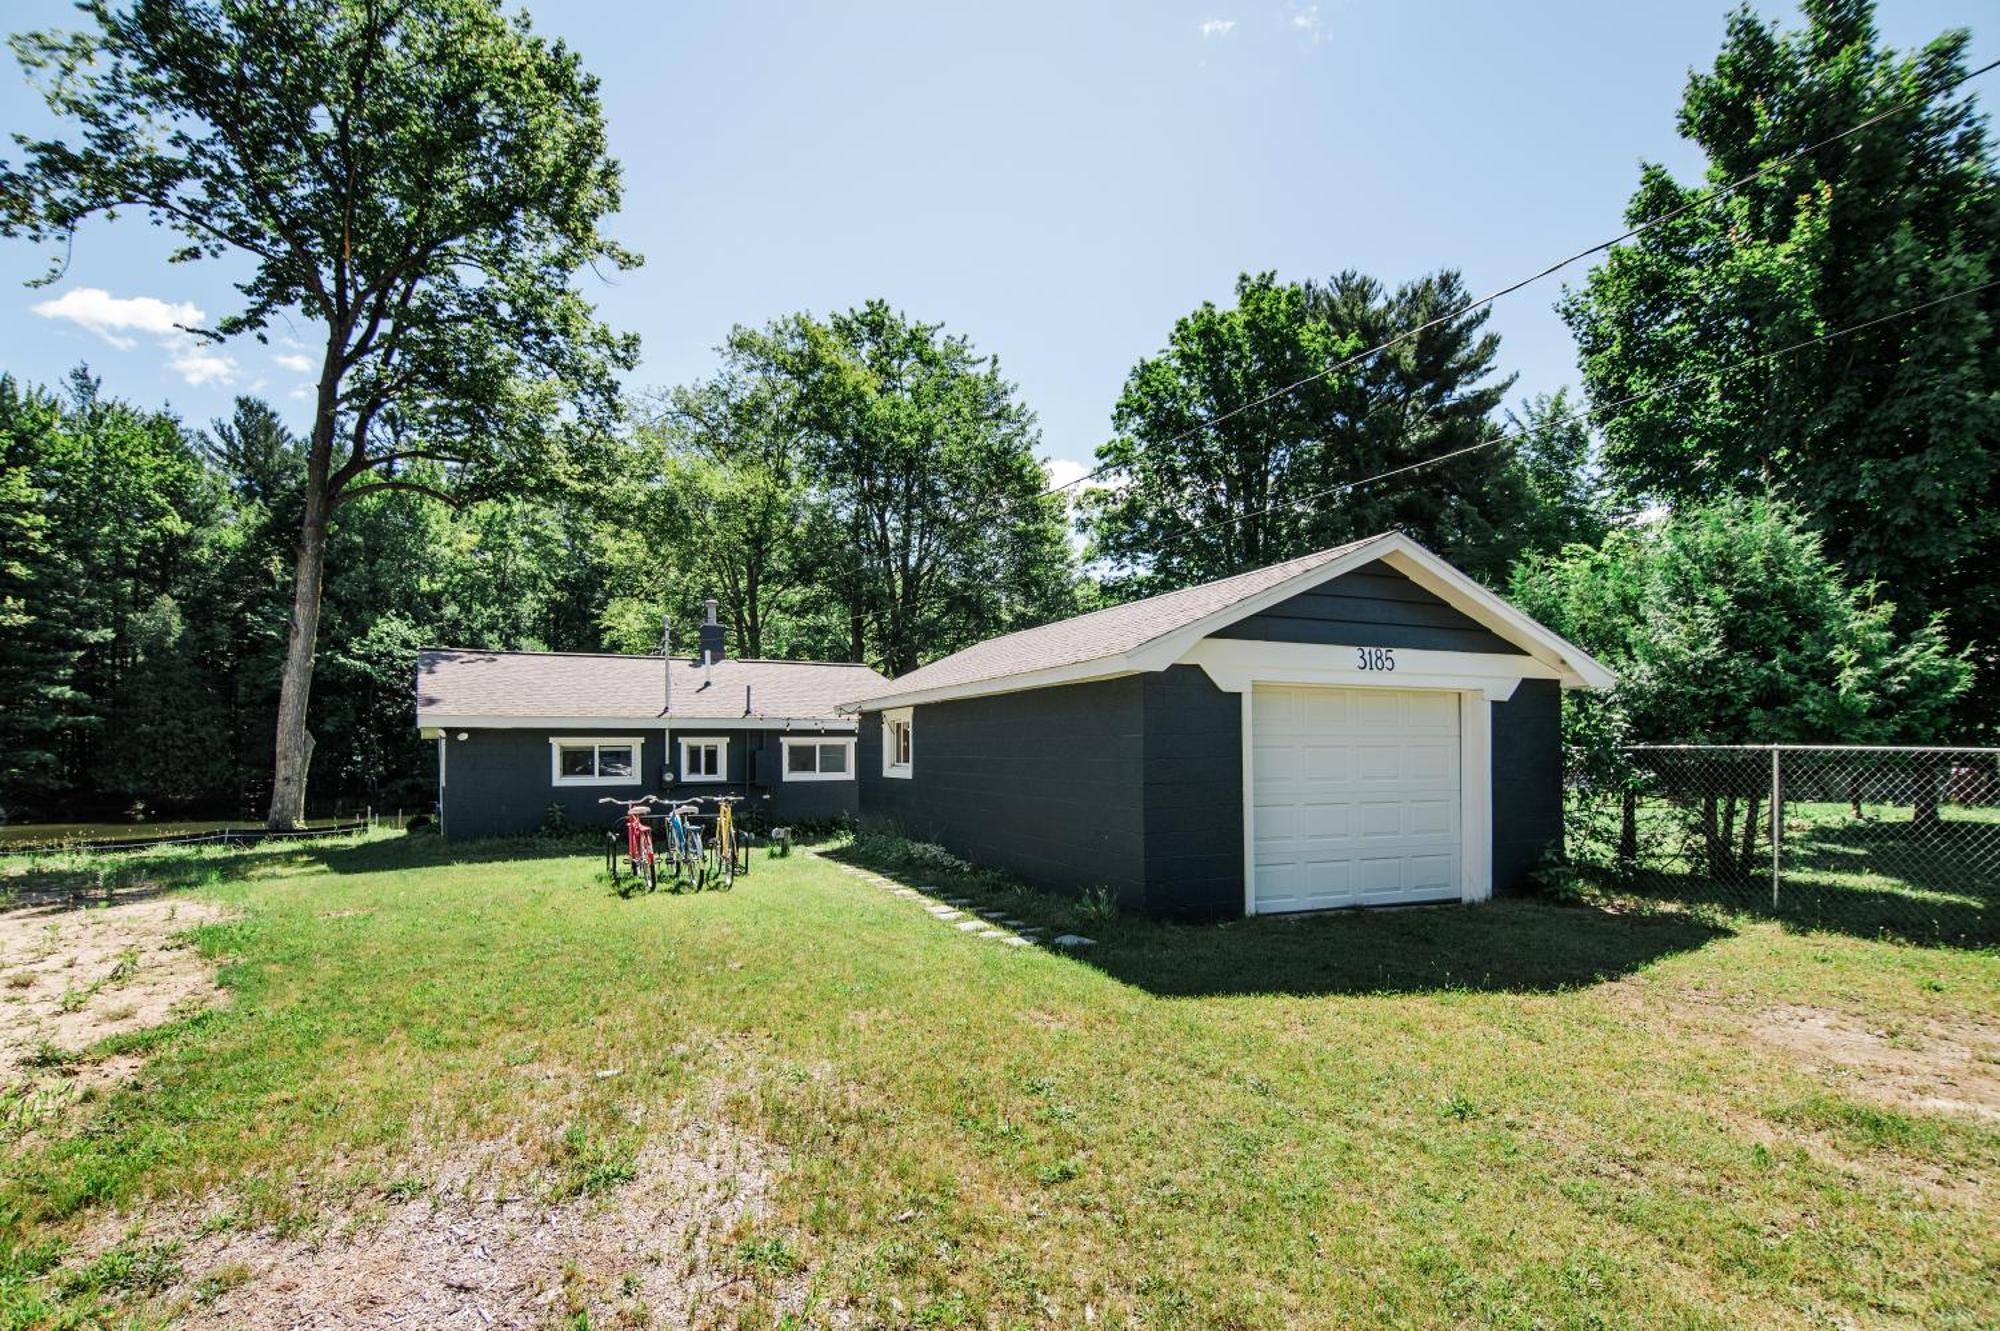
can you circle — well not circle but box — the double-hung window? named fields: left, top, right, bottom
left=782, top=736, right=855, bottom=782
left=679, top=737, right=727, bottom=783
left=549, top=737, right=642, bottom=786
left=882, top=709, right=913, bottom=778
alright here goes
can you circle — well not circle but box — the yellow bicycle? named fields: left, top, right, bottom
left=708, top=795, right=745, bottom=890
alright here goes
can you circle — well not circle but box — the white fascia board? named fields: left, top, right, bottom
left=1372, top=543, right=1617, bottom=689
left=418, top=713, right=858, bottom=732
left=1180, top=639, right=1546, bottom=700
left=845, top=660, right=1145, bottom=712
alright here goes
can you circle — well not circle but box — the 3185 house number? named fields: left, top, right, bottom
left=1355, top=647, right=1396, bottom=671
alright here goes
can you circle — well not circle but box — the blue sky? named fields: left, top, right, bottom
left=0, top=1, right=1988, bottom=486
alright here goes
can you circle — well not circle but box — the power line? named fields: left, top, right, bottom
left=1035, top=51, right=1999, bottom=504
left=1170, top=276, right=2000, bottom=542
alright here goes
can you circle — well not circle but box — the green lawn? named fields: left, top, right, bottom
left=3, top=832, right=1995, bottom=1329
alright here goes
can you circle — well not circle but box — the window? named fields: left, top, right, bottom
left=782, top=737, right=855, bottom=782
left=678, top=736, right=728, bottom=783
left=883, top=709, right=913, bottom=779
left=549, top=737, right=643, bottom=787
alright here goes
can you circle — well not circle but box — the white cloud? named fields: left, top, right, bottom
left=1289, top=3, right=1324, bottom=41
left=33, top=285, right=236, bottom=386
left=274, top=352, right=314, bottom=373
left=32, top=287, right=203, bottom=351
left=1199, top=18, right=1236, bottom=38
left=1044, top=457, right=1091, bottom=492
left=167, top=337, right=238, bottom=386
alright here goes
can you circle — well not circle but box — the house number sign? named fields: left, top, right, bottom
left=1355, top=647, right=1396, bottom=671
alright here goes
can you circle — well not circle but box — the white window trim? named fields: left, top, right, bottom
left=549, top=736, right=644, bottom=787
left=677, top=736, right=729, bottom=784
left=881, top=708, right=913, bottom=779
left=781, top=735, right=856, bottom=782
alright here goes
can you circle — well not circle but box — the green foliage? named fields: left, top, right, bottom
left=1081, top=270, right=1585, bottom=594
left=1511, top=497, right=1972, bottom=750
left=722, top=302, right=1081, bottom=674
left=1, top=0, right=642, bottom=824
left=1562, top=0, right=2000, bottom=726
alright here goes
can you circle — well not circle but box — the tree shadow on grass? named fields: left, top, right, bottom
left=824, top=840, right=1728, bottom=997
left=1073, top=900, right=1730, bottom=998
left=1602, top=860, right=1994, bottom=950
left=0, top=832, right=598, bottom=918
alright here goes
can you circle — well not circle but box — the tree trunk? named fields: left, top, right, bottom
left=1739, top=795, right=1760, bottom=867
left=266, top=458, right=332, bottom=829
left=1618, top=789, right=1638, bottom=865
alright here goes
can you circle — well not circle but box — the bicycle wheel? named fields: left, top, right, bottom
left=643, top=854, right=658, bottom=894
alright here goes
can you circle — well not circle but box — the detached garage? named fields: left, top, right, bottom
left=849, top=532, right=1613, bottom=919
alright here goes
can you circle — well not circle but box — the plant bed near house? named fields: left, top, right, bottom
left=1, top=832, right=1993, bottom=1329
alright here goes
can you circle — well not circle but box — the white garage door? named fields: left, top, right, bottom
left=1251, top=685, right=1461, bottom=913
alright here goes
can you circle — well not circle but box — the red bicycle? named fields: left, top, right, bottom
left=600, top=795, right=665, bottom=892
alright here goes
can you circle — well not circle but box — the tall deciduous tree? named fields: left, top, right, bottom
left=727, top=302, right=1078, bottom=675
left=1561, top=0, right=2000, bottom=725
left=1082, top=270, right=1545, bottom=595
left=1, top=0, right=640, bottom=826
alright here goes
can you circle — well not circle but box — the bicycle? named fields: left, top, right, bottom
left=660, top=800, right=705, bottom=887
left=707, top=795, right=748, bottom=890
left=599, top=795, right=665, bottom=893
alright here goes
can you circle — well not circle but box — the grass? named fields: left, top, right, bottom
left=1, top=830, right=1995, bottom=1329
left=1573, top=796, right=2000, bottom=945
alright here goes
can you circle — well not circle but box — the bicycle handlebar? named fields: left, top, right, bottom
left=597, top=795, right=665, bottom=809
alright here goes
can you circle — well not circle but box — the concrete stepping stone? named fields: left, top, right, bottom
left=955, top=919, right=985, bottom=932
left=1052, top=934, right=1096, bottom=948
left=976, top=909, right=1004, bottom=919
left=942, top=896, right=972, bottom=906
left=999, top=935, right=1032, bottom=947
left=927, top=906, right=963, bottom=920
left=1000, top=918, right=1030, bottom=928
left=978, top=928, right=1007, bottom=939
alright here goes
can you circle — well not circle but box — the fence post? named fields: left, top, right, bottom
left=1769, top=745, right=1782, bottom=910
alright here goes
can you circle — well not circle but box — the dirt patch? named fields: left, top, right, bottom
left=79, top=1111, right=806, bottom=1330
left=1751, top=1003, right=2000, bottom=1120
left=0, top=896, right=232, bottom=1100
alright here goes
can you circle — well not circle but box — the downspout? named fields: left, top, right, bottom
left=661, top=615, right=673, bottom=792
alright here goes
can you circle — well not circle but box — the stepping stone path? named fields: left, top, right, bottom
left=817, top=852, right=1072, bottom=953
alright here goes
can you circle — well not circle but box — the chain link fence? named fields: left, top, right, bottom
left=1566, top=745, right=1998, bottom=946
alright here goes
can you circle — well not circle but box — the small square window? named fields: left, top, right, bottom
left=679, top=738, right=727, bottom=782
left=787, top=744, right=818, bottom=774
left=597, top=746, right=634, bottom=778
left=559, top=746, right=596, bottom=778
left=819, top=743, right=847, bottom=775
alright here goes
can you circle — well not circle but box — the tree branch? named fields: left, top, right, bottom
left=332, top=477, right=458, bottom=508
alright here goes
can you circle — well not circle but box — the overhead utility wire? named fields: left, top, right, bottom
left=1033, top=53, right=1999, bottom=504
left=1172, top=275, right=2000, bottom=541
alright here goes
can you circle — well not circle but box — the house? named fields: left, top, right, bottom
left=847, top=533, right=1614, bottom=919
left=416, top=602, right=889, bottom=838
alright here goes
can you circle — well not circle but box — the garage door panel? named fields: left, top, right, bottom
left=1253, top=685, right=1462, bottom=913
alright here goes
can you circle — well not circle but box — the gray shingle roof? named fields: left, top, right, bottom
left=852, top=535, right=1381, bottom=706
left=416, top=649, right=889, bottom=724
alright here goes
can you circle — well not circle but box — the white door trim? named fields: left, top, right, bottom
left=1182, top=636, right=1524, bottom=914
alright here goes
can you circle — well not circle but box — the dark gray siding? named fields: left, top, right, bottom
left=1490, top=678, right=1562, bottom=895
left=858, top=677, right=1148, bottom=903
left=442, top=727, right=664, bottom=840
left=1210, top=559, right=1526, bottom=655
left=856, top=669, right=1242, bottom=917
left=1140, top=666, right=1244, bottom=919
left=440, top=725, right=857, bottom=839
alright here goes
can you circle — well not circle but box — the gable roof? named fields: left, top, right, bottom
left=416, top=649, right=889, bottom=728
left=847, top=532, right=1614, bottom=709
